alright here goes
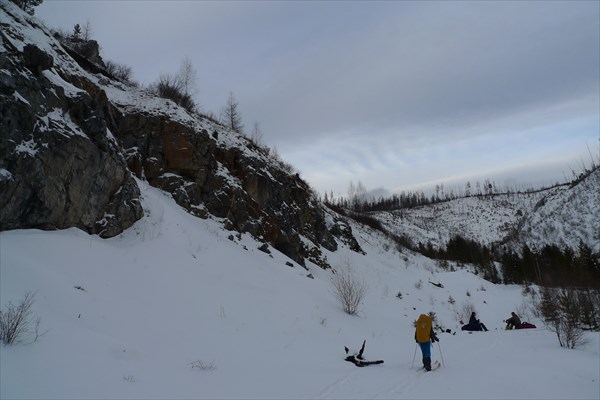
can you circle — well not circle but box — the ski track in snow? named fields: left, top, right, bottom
left=371, top=369, right=421, bottom=399
left=314, top=371, right=358, bottom=399
left=314, top=362, right=439, bottom=399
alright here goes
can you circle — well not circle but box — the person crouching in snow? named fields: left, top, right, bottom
left=415, top=314, right=439, bottom=371
left=505, top=312, right=521, bottom=330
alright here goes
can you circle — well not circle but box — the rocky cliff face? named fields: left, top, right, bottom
left=0, top=3, right=357, bottom=267
left=0, top=6, right=142, bottom=237
left=108, top=106, right=340, bottom=267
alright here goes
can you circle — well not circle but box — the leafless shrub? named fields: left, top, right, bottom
left=105, top=60, right=137, bottom=86
left=522, top=283, right=536, bottom=297
left=269, top=146, right=297, bottom=174
left=0, top=291, right=40, bottom=345
left=532, top=287, right=591, bottom=349
left=148, top=73, right=196, bottom=114
left=177, top=57, right=197, bottom=99
left=250, top=121, right=264, bottom=147
left=330, top=262, right=367, bottom=315
left=51, top=27, right=71, bottom=40
left=279, top=160, right=296, bottom=175
left=437, top=259, right=450, bottom=270
left=220, top=91, right=244, bottom=134
left=199, top=111, right=222, bottom=126
left=81, top=19, right=93, bottom=41
left=516, top=301, right=534, bottom=326
left=457, top=300, right=476, bottom=324
left=428, top=311, right=439, bottom=327
left=578, top=289, right=600, bottom=331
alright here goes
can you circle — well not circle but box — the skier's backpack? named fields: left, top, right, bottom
left=416, top=314, right=432, bottom=343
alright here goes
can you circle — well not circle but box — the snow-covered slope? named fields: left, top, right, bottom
left=1, top=181, right=598, bottom=399
left=372, top=168, right=599, bottom=254
left=518, top=168, right=600, bottom=253
left=374, top=191, right=548, bottom=249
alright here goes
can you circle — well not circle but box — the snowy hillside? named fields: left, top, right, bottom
left=373, top=191, right=548, bottom=249
left=371, top=168, right=599, bottom=254
left=1, top=181, right=598, bottom=399
left=518, top=168, right=600, bottom=253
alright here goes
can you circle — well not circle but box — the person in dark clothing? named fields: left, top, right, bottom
left=461, top=312, right=489, bottom=332
left=470, top=312, right=488, bottom=331
left=505, top=312, right=522, bottom=330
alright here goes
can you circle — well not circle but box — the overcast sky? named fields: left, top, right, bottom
left=36, top=0, right=599, bottom=197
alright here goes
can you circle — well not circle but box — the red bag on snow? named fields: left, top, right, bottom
left=516, top=322, right=536, bottom=329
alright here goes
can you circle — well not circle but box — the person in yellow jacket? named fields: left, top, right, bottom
left=414, top=314, right=439, bottom=371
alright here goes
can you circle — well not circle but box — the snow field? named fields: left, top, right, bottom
left=1, top=182, right=598, bottom=399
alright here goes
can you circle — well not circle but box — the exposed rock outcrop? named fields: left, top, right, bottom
left=108, top=108, right=338, bottom=267
left=0, top=2, right=360, bottom=268
left=23, top=44, right=53, bottom=74
left=0, top=7, right=142, bottom=237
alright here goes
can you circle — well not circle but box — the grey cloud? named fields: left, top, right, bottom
left=38, top=1, right=598, bottom=141
left=35, top=1, right=599, bottom=195
left=249, top=1, right=598, bottom=147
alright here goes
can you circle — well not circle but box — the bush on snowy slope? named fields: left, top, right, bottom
left=330, top=260, right=368, bottom=315
left=529, top=286, right=600, bottom=348
left=0, top=291, right=42, bottom=345
left=147, top=69, right=197, bottom=114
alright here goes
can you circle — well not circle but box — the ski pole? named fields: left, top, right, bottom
left=411, top=343, right=418, bottom=368
left=437, top=341, right=445, bottom=367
